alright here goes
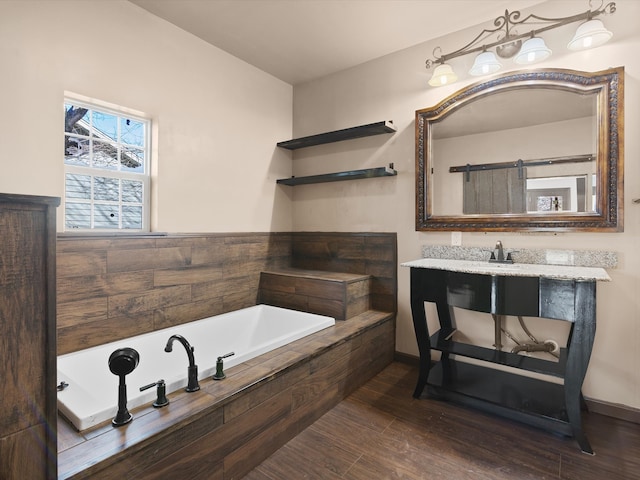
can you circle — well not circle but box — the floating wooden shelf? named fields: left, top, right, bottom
left=277, top=120, right=396, bottom=150
left=277, top=165, right=397, bottom=186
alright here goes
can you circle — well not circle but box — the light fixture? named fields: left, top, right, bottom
left=425, top=1, right=616, bottom=87
left=496, top=39, right=522, bottom=59
left=469, top=51, right=502, bottom=76
left=514, top=36, right=552, bottom=64
left=568, top=18, right=613, bottom=50
left=428, top=63, right=458, bottom=86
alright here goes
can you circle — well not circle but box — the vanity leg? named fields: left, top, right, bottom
left=565, top=281, right=597, bottom=455
left=437, top=303, right=456, bottom=385
left=410, top=268, right=431, bottom=398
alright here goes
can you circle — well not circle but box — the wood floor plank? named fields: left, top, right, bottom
left=343, top=453, right=444, bottom=480
left=240, top=467, right=274, bottom=480
left=559, top=414, right=640, bottom=479
left=312, top=407, right=498, bottom=479
left=385, top=416, right=559, bottom=479
left=242, top=362, right=640, bottom=480
left=328, top=396, right=396, bottom=433
left=255, top=444, right=345, bottom=480
left=283, top=426, right=362, bottom=476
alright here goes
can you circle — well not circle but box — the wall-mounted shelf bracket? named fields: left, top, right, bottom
left=277, top=164, right=397, bottom=186
left=277, top=120, right=396, bottom=150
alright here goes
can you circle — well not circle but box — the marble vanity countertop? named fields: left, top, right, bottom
left=401, top=258, right=611, bottom=282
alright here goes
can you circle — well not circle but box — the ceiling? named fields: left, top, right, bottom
left=129, top=0, right=547, bottom=85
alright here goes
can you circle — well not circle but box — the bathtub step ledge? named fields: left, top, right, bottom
left=259, top=268, right=372, bottom=320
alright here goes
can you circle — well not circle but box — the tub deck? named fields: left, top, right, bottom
left=57, top=305, right=335, bottom=431
left=58, top=310, right=395, bottom=479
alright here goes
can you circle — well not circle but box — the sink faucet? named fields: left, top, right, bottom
left=489, top=240, right=514, bottom=264
left=495, top=240, right=505, bottom=262
left=164, top=334, right=200, bottom=392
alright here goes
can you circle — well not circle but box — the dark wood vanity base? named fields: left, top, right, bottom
left=425, top=360, right=574, bottom=437
left=408, top=266, right=599, bottom=454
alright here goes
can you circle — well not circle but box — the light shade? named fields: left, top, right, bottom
left=469, top=51, right=502, bottom=76
left=514, top=36, right=552, bottom=64
left=568, top=19, right=613, bottom=50
left=428, top=63, right=458, bottom=87
left=496, top=39, right=522, bottom=59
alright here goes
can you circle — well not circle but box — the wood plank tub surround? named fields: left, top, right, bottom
left=55, top=231, right=397, bottom=478
left=259, top=268, right=372, bottom=320
left=58, top=311, right=395, bottom=479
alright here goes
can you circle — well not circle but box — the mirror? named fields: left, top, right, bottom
left=415, top=67, right=624, bottom=231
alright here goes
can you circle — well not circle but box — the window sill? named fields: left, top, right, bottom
left=57, top=231, right=167, bottom=239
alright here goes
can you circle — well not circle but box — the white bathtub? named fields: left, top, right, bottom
left=57, top=304, right=335, bottom=431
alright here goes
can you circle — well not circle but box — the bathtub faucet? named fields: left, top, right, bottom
left=164, top=334, right=200, bottom=392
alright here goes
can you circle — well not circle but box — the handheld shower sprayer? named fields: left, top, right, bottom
left=108, top=347, right=140, bottom=427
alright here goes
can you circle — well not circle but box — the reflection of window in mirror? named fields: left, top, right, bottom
left=526, top=175, right=590, bottom=213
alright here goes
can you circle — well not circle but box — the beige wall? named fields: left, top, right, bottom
left=290, top=0, right=640, bottom=409
left=2, top=0, right=639, bottom=410
left=0, top=0, right=293, bottom=232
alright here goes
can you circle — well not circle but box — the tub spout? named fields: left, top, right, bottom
left=164, top=334, right=200, bottom=392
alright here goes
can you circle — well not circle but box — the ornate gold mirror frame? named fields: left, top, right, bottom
left=415, top=67, right=624, bottom=232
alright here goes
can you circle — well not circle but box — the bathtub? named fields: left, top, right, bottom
left=57, top=304, right=335, bottom=431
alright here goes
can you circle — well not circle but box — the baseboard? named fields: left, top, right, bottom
left=394, top=351, right=640, bottom=425
left=585, top=398, right=640, bottom=425
left=394, top=351, right=420, bottom=365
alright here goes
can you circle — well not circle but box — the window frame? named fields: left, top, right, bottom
left=63, top=98, right=151, bottom=233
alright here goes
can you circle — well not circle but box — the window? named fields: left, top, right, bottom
left=64, top=100, right=150, bottom=231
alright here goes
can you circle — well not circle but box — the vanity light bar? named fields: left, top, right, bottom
left=425, top=1, right=616, bottom=86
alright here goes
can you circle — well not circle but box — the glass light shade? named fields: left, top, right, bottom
left=469, top=51, right=502, bottom=76
left=514, top=36, right=552, bottom=64
left=428, top=63, right=458, bottom=87
left=568, top=19, right=613, bottom=50
left=496, top=38, right=522, bottom=59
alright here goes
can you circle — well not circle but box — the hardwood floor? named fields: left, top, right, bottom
left=243, top=362, right=640, bottom=480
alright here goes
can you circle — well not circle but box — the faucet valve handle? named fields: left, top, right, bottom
left=140, top=379, right=170, bottom=408
left=212, top=352, right=235, bottom=381
left=506, top=250, right=519, bottom=262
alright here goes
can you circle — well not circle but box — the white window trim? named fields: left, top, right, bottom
left=63, top=97, right=151, bottom=233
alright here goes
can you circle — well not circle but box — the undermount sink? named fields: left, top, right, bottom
left=486, top=263, right=524, bottom=271
left=401, top=258, right=611, bottom=281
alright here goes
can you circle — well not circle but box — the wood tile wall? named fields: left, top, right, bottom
left=56, top=232, right=397, bottom=355
left=56, top=233, right=292, bottom=355
left=291, top=232, right=397, bottom=313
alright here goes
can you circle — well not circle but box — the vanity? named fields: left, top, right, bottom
left=403, top=257, right=610, bottom=454
left=406, top=65, right=624, bottom=453
left=406, top=66, right=624, bottom=454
